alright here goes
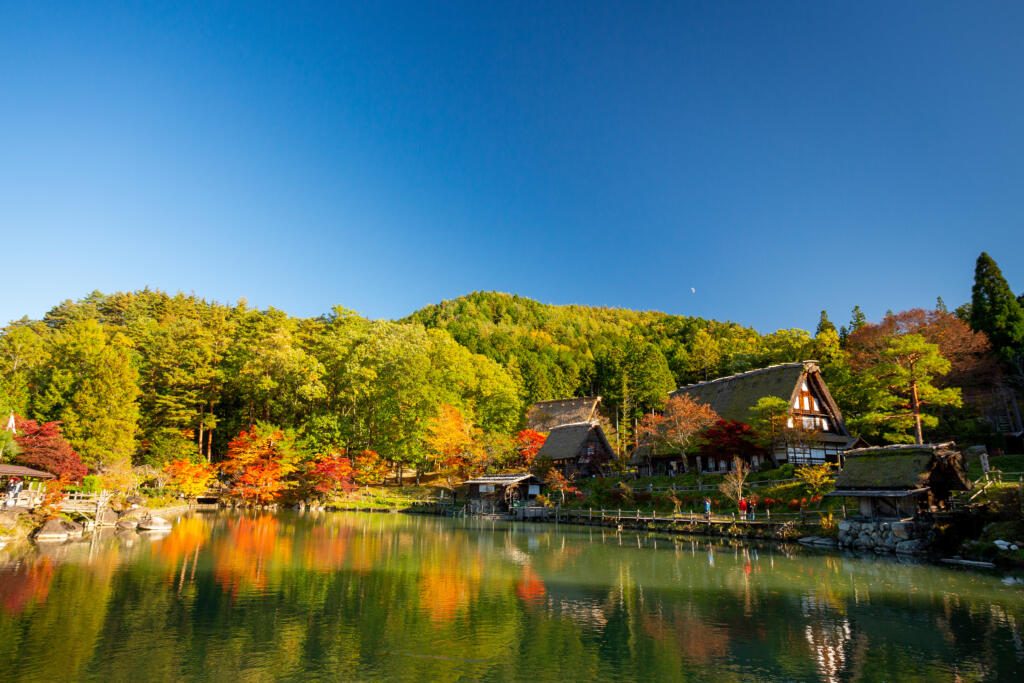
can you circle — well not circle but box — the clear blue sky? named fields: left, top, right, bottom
left=2, top=2, right=1022, bottom=332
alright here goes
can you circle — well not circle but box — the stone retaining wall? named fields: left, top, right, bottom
left=837, top=519, right=930, bottom=554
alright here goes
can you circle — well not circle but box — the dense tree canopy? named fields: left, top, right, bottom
left=0, top=251, right=1017, bottom=482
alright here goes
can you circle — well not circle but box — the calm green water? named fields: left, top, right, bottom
left=0, top=511, right=1022, bottom=682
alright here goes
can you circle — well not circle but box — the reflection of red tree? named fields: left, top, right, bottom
left=515, top=566, right=546, bottom=605
left=213, top=515, right=292, bottom=595
left=642, top=609, right=730, bottom=664
left=0, top=558, right=55, bottom=614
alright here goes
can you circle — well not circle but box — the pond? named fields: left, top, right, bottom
left=0, top=511, right=1022, bottom=681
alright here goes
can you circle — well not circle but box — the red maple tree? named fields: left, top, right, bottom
left=12, top=417, right=88, bottom=482
left=306, top=453, right=357, bottom=497
left=515, top=429, right=547, bottom=469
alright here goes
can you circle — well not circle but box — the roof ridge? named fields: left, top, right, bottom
left=673, top=360, right=816, bottom=391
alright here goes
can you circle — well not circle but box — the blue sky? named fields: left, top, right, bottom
left=2, top=2, right=1022, bottom=332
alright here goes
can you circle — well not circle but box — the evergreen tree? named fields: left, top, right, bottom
left=849, top=305, right=868, bottom=332
left=815, top=310, right=837, bottom=337
left=859, top=334, right=962, bottom=444
left=969, top=252, right=1024, bottom=360
left=935, top=296, right=948, bottom=313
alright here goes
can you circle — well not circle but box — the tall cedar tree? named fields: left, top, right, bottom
left=970, top=252, right=1024, bottom=362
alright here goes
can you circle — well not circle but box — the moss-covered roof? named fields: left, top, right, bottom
left=537, top=422, right=613, bottom=461
left=670, top=363, right=807, bottom=424
left=833, top=443, right=970, bottom=492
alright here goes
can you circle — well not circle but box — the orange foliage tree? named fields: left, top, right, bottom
left=353, top=450, right=389, bottom=485
left=219, top=424, right=300, bottom=505
left=637, top=395, right=719, bottom=469
left=163, top=459, right=215, bottom=500
left=544, top=468, right=580, bottom=505
left=306, top=453, right=357, bottom=498
left=515, top=429, right=547, bottom=469
left=425, top=404, right=484, bottom=487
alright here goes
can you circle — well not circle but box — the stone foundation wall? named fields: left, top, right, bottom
left=837, top=519, right=930, bottom=554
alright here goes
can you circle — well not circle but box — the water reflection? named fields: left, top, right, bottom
left=0, top=511, right=1022, bottom=681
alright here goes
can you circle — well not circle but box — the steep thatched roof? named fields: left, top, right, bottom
left=536, top=422, right=613, bottom=462
left=832, top=442, right=971, bottom=493
left=671, top=362, right=806, bottom=424
left=526, top=397, right=601, bottom=432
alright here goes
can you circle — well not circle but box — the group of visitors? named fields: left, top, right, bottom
left=702, top=496, right=758, bottom=521
left=3, top=477, right=23, bottom=509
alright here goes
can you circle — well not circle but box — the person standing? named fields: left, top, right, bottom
left=749, top=498, right=757, bottom=521
left=704, top=497, right=712, bottom=519
left=739, top=497, right=748, bottom=519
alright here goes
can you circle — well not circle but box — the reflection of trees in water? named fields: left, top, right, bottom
left=0, top=513, right=1022, bottom=680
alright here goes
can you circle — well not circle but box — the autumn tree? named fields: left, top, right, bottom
left=305, top=453, right=356, bottom=499
left=425, top=403, right=483, bottom=488
left=163, top=458, right=215, bottom=500
left=637, top=395, right=719, bottom=471
left=220, top=424, right=301, bottom=504
left=796, top=463, right=835, bottom=503
left=544, top=468, right=579, bottom=505
left=860, top=334, right=962, bottom=444
left=699, top=420, right=763, bottom=467
left=515, top=429, right=547, bottom=470
left=353, top=450, right=389, bottom=485
left=12, top=417, right=87, bottom=482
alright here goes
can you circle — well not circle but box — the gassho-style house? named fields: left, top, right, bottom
left=634, top=361, right=861, bottom=475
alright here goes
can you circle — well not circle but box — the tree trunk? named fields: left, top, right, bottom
left=911, top=379, right=924, bottom=445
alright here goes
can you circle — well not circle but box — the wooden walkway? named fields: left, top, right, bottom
left=510, top=506, right=826, bottom=533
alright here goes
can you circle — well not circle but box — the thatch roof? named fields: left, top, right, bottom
left=671, top=362, right=807, bottom=424
left=536, top=422, right=613, bottom=462
left=465, top=473, right=539, bottom=486
left=0, top=464, right=55, bottom=480
left=526, top=397, right=601, bottom=432
left=671, top=361, right=851, bottom=438
left=832, top=442, right=971, bottom=493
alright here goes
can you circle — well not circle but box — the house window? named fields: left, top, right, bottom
left=786, top=418, right=794, bottom=428
left=802, top=416, right=815, bottom=429
left=528, top=485, right=540, bottom=496
left=793, top=397, right=800, bottom=409
left=820, top=418, right=830, bottom=431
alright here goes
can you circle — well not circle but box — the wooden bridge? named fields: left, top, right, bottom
left=513, top=505, right=830, bottom=533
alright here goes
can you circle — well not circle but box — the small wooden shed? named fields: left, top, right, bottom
left=465, top=473, right=543, bottom=514
left=827, top=442, right=971, bottom=518
left=1, top=463, right=55, bottom=510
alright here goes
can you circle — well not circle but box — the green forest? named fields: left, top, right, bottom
left=1, top=252, right=1022, bottom=480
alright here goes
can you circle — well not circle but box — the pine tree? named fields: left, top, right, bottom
left=815, top=310, right=837, bottom=337
left=970, top=252, right=1024, bottom=359
left=935, top=297, right=948, bottom=313
left=849, top=306, right=867, bottom=332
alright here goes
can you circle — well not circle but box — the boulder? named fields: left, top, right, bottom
left=95, top=508, right=119, bottom=528
left=896, top=539, right=925, bottom=554
left=126, top=495, right=146, bottom=508
left=892, top=522, right=915, bottom=540
left=118, top=507, right=150, bottom=522
left=138, top=516, right=172, bottom=532
left=116, top=518, right=139, bottom=531
left=34, top=518, right=82, bottom=542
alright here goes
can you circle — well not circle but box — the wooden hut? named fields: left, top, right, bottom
left=1, top=463, right=55, bottom=510
left=465, top=473, right=542, bottom=514
left=827, top=442, right=971, bottom=518
left=667, top=361, right=856, bottom=470
left=535, top=422, right=615, bottom=478
left=525, top=397, right=602, bottom=433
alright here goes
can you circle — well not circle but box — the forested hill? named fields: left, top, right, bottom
left=2, top=250, right=1019, bottom=475
left=406, top=290, right=830, bottom=409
